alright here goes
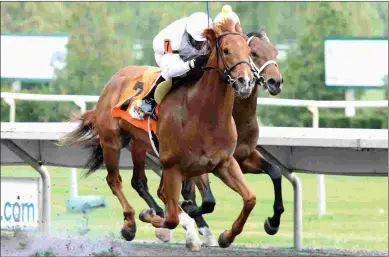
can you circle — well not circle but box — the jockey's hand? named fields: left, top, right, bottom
left=190, top=55, right=209, bottom=69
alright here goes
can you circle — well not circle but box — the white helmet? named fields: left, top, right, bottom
left=186, top=12, right=213, bottom=42
left=214, top=5, right=240, bottom=25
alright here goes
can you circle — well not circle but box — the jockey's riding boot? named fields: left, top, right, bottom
left=139, top=98, right=158, bottom=120
left=139, top=76, right=165, bottom=120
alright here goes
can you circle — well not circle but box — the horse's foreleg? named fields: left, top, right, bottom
left=214, top=157, right=256, bottom=248
left=103, top=144, right=137, bottom=241
left=181, top=176, right=218, bottom=246
left=240, top=150, right=284, bottom=235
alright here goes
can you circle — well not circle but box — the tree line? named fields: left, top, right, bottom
left=1, top=2, right=388, bottom=127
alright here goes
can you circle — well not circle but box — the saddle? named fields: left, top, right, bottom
left=111, top=66, right=202, bottom=154
left=112, top=67, right=193, bottom=123
left=144, top=73, right=198, bottom=105
left=112, top=67, right=161, bottom=133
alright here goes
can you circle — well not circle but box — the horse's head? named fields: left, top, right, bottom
left=203, top=19, right=255, bottom=98
left=246, top=30, right=283, bottom=96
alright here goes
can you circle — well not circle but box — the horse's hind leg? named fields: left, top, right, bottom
left=181, top=178, right=210, bottom=225
left=129, top=141, right=172, bottom=242
left=101, top=138, right=137, bottom=241
left=182, top=175, right=216, bottom=217
left=140, top=167, right=181, bottom=229
left=181, top=176, right=218, bottom=246
left=240, top=150, right=284, bottom=235
left=214, top=157, right=256, bottom=248
left=130, top=141, right=164, bottom=217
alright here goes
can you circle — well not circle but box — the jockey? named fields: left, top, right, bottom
left=139, top=12, right=213, bottom=120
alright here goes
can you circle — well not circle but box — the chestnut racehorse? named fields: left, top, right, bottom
left=180, top=29, right=285, bottom=241
left=59, top=19, right=256, bottom=251
left=123, top=29, right=285, bottom=245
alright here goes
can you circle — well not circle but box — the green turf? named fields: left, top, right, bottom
left=1, top=165, right=387, bottom=251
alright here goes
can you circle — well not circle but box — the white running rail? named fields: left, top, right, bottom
left=1, top=92, right=388, bottom=218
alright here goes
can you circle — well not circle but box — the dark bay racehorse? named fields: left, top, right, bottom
left=180, top=29, right=285, bottom=241
left=59, top=19, right=256, bottom=251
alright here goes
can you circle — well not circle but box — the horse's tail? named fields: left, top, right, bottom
left=57, top=109, right=104, bottom=176
left=58, top=109, right=97, bottom=146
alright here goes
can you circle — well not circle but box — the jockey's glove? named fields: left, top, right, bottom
left=189, top=55, right=209, bottom=69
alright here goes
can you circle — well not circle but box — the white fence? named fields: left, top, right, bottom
left=1, top=92, right=388, bottom=126
left=1, top=92, right=388, bottom=217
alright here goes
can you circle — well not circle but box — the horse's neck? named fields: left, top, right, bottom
left=193, top=70, right=235, bottom=129
left=233, top=84, right=258, bottom=123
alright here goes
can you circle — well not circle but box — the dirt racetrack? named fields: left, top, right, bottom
left=1, top=231, right=387, bottom=257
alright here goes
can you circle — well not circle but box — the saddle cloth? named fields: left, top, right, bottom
left=111, top=66, right=161, bottom=134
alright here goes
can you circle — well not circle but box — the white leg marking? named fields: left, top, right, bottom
left=179, top=211, right=202, bottom=251
left=198, top=227, right=218, bottom=247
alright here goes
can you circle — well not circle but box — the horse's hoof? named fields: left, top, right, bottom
left=187, top=243, right=201, bottom=252
left=139, top=208, right=156, bottom=223
left=198, top=227, right=218, bottom=247
left=180, top=200, right=194, bottom=214
left=185, top=239, right=202, bottom=252
left=121, top=226, right=136, bottom=241
left=155, top=228, right=172, bottom=243
left=218, top=231, right=232, bottom=248
left=180, top=199, right=193, bottom=206
left=264, top=217, right=279, bottom=235
left=202, top=234, right=218, bottom=247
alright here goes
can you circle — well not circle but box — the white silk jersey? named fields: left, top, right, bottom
left=153, top=17, right=208, bottom=79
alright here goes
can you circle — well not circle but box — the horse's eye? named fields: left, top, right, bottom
left=223, top=48, right=229, bottom=55
left=251, top=51, right=258, bottom=58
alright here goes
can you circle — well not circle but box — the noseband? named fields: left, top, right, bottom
left=203, top=32, right=254, bottom=87
left=246, top=35, right=278, bottom=87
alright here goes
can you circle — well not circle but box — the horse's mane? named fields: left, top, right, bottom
left=202, top=17, right=240, bottom=48
left=212, top=18, right=237, bottom=35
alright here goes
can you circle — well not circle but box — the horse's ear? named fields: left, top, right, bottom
left=235, top=22, right=243, bottom=34
left=259, top=29, right=270, bottom=43
left=203, top=28, right=217, bottom=48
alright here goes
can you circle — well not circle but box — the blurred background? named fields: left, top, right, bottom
left=1, top=2, right=388, bottom=127
left=0, top=2, right=388, bottom=253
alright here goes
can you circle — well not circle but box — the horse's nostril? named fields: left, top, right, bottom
left=267, top=78, right=277, bottom=87
left=238, top=77, right=246, bottom=84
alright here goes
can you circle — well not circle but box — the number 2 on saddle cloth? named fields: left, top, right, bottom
left=120, top=81, right=144, bottom=112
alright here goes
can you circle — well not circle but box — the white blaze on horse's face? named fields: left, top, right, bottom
left=247, top=33, right=283, bottom=96
left=236, top=69, right=256, bottom=99
left=219, top=33, right=255, bottom=98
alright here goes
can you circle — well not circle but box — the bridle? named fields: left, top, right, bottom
left=203, top=32, right=255, bottom=88
left=246, top=35, right=278, bottom=87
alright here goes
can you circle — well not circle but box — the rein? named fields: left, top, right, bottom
left=202, top=32, right=254, bottom=88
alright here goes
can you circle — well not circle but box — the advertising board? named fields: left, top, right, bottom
left=1, top=177, right=41, bottom=231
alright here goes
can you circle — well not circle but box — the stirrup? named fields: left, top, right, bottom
left=150, top=106, right=158, bottom=121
